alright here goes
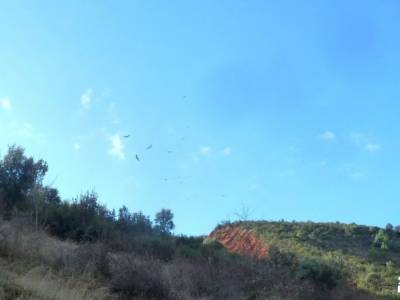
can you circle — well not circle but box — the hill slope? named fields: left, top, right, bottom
left=207, top=221, right=400, bottom=299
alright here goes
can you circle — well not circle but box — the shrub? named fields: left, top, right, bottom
left=109, top=254, right=170, bottom=300
left=296, top=258, right=343, bottom=289
left=364, top=272, right=382, bottom=291
left=373, top=229, right=389, bottom=249
left=385, top=223, right=394, bottom=232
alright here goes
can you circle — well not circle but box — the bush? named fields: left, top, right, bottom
left=109, top=254, right=170, bottom=300
left=364, top=272, right=382, bottom=291
left=296, top=258, right=343, bottom=289
left=373, top=229, right=389, bottom=249
left=386, top=223, right=394, bottom=232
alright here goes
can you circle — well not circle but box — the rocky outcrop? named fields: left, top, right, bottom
left=207, top=226, right=268, bottom=259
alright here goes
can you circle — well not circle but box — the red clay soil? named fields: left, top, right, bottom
left=207, top=226, right=268, bottom=259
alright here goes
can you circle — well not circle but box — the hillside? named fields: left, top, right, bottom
left=0, top=146, right=398, bottom=299
left=207, top=221, right=400, bottom=299
left=0, top=218, right=390, bottom=300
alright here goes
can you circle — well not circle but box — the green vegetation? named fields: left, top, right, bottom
left=0, top=145, right=398, bottom=299
left=228, top=220, right=400, bottom=298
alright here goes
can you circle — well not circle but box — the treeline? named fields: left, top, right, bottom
left=0, top=145, right=175, bottom=249
left=0, top=145, right=383, bottom=300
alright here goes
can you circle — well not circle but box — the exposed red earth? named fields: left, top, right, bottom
left=207, top=226, right=268, bottom=259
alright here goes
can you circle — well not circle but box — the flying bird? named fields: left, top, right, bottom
left=135, top=154, right=140, bottom=161
left=123, top=134, right=131, bottom=138
left=146, top=144, right=152, bottom=150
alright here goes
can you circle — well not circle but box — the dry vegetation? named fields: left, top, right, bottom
left=0, top=218, right=382, bottom=300
left=0, top=146, right=396, bottom=300
left=0, top=219, right=116, bottom=300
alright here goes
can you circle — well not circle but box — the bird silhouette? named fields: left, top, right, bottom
left=123, top=134, right=131, bottom=138
left=146, top=144, right=152, bottom=150
left=135, top=154, right=140, bottom=161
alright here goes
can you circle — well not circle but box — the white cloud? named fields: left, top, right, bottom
left=73, top=143, right=81, bottom=151
left=338, top=163, right=366, bottom=180
left=108, top=134, right=125, bottom=160
left=16, top=122, right=45, bottom=142
left=0, top=121, right=45, bottom=144
left=319, top=131, right=335, bottom=141
left=80, top=89, right=93, bottom=111
left=350, top=132, right=382, bottom=153
left=0, top=97, right=12, bottom=112
left=319, top=160, right=328, bottom=167
left=222, top=147, right=232, bottom=156
left=366, top=143, right=382, bottom=152
left=249, top=183, right=259, bottom=191
left=17, top=122, right=34, bottom=137
left=200, top=146, right=212, bottom=155
left=350, top=171, right=365, bottom=179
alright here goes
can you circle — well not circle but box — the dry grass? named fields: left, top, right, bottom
left=0, top=218, right=379, bottom=300
left=16, top=267, right=113, bottom=300
left=0, top=219, right=117, bottom=300
left=0, top=261, right=116, bottom=300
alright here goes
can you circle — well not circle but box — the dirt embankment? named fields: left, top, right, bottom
left=207, top=226, right=268, bottom=259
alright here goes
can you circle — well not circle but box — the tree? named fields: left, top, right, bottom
left=0, top=145, right=48, bottom=218
left=395, top=225, right=400, bottom=236
left=117, top=206, right=152, bottom=234
left=373, top=229, right=389, bottom=250
left=154, top=209, right=174, bottom=235
left=30, top=186, right=61, bottom=231
left=385, top=223, right=393, bottom=232
left=234, top=204, right=251, bottom=221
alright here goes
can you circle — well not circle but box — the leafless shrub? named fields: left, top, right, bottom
left=109, top=253, right=170, bottom=299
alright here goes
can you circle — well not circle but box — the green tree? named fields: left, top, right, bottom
left=385, top=223, right=393, bottom=232
left=373, top=229, right=389, bottom=249
left=154, top=209, right=174, bottom=235
left=116, top=206, right=152, bottom=234
left=0, top=145, right=48, bottom=218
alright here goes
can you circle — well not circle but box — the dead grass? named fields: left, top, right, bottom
left=0, top=219, right=117, bottom=300
left=16, top=266, right=113, bottom=300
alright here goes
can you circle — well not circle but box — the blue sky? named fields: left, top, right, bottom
left=1, top=1, right=400, bottom=235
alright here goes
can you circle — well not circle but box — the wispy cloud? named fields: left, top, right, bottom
left=349, top=171, right=365, bottom=179
left=0, top=121, right=46, bottom=143
left=350, top=132, right=382, bottom=153
left=200, top=146, right=212, bottom=156
left=338, top=163, right=366, bottom=180
left=108, top=134, right=125, bottom=160
left=319, top=131, right=335, bottom=141
left=0, top=97, right=12, bottom=112
left=319, top=160, right=328, bottom=167
left=221, top=147, right=232, bottom=156
left=80, top=89, right=93, bottom=111
left=366, top=143, right=382, bottom=152
left=73, top=143, right=81, bottom=151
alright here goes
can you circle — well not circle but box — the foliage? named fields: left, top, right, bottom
left=386, top=223, right=394, bottom=232
left=0, top=146, right=399, bottom=299
left=0, top=145, right=48, bottom=218
left=154, top=208, right=175, bottom=235
left=373, top=229, right=389, bottom=250
left=296, top=258, right=343, bottom=289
